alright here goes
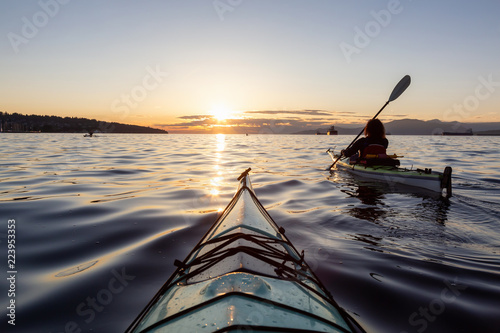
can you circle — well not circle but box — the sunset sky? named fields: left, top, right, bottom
left=1, top=0, right=499, bottom=133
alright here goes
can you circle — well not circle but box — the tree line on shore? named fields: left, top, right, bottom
left=0, top=112, right=168, bottom=134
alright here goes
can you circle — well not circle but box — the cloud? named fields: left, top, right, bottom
left=177, top=114, right=214, bottom=120
left=244, top=109, right=337, bottom=116
left=154, top=116, right=333, bottom=134
left=154, top=109, right=363, bottom=133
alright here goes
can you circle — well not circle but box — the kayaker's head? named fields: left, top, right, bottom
left=364, top=119, right=386, bottom=139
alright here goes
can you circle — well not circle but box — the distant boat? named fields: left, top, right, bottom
left=327, top=126, right=338, bottom=135
left=443, top=129, right=473, bottom=136
left=316, top=125, right=338, bottom=135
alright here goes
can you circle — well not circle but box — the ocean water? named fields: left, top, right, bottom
left=1, top=133, right=499, bottom=333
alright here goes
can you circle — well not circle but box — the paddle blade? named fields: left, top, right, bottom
left=388, top=75, right=411, bottom=102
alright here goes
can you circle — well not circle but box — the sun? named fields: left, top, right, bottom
left=210, top=105, right=232, bottom=122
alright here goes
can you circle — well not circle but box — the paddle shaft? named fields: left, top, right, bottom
left=328, top=100, right=389, bottom=170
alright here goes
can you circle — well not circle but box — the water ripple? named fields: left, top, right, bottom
left=1, top=133, right=499, bottom=333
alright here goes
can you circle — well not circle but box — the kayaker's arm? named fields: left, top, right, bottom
left=342, top=138, right=365, bottom=158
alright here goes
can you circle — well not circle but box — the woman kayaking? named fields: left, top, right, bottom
left=341, top=118, right=388, bottom=164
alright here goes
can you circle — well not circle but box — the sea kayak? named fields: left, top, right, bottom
left=126, top=168, right=365, bottom=333
left=327, top=149, right=452, bottom=197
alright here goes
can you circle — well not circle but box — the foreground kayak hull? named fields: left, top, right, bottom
left=327, top=149, right=452, bottom=197
left=126, top=169, right=364, bottom=333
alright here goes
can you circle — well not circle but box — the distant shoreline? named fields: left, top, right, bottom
left=0, top=112, right=168, bottom=134
left=0, top=132, right=168, bottom=134
left=4, top=132, right=500, bottom=137
left=2, top=112, right=500, bottom=135
left=4, top=131, right=500, bottom=134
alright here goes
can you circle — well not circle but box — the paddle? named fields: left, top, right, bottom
left=328, top=75, right=411, bottom=170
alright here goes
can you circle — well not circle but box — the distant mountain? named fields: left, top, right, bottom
left=299, top=119, right=500, bottom=135
left=0, top=112, right=168, bottom=134
left=385, top=119, right=462, bottom=135
left=386, top=119, right=500, bottom=135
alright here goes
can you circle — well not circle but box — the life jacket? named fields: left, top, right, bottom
left=361, top=144, right=387, bottom=159
left=359, top=143, right=400, bottom=167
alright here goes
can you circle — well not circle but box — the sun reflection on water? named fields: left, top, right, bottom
left=216, top=133, right=226, bottom=152
left=210, top=134, right=227, bottom=212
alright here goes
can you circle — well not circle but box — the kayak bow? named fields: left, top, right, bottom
left=126, top=168, right=365, bottom=333
left=326, top=149, right=452, bottom=197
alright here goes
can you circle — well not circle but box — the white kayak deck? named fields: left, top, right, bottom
left=327, top=150, right=451, bottom=197
left=127, top=170, right=363, bottom=333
